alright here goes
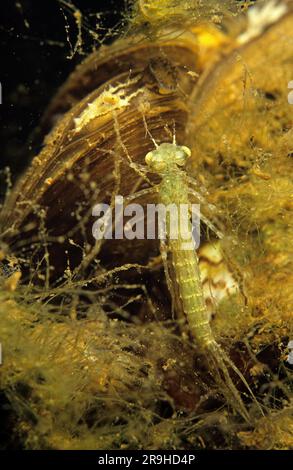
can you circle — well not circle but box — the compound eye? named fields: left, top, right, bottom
left=145, top=151, right=154, bottom=165
left=175, top=146, right=191, bottom=166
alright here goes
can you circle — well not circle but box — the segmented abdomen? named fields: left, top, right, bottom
left=170, top=235, right=214, bottom=348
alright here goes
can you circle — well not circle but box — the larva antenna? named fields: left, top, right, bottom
left=142, top=113, right=159, bottom=148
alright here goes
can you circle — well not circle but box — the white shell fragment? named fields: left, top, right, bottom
left=199, top=241, right=239, bottom=320
left=74, top=79, right=143, bottom=132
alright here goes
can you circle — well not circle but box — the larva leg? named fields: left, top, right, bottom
left=185, top=174, right=218, bottom=218
left=186, top=183, right=213, bottom=208
left=187, top=185, right=216, bottom=211
left=123, top=186, right=157, bottom=204
left=188, top=188, right=224, bottom=239
left=129, top=161, right=153, bottom=179
left=184, top=174, right=210, bottom=196
left=130, top=174, right=147, bottom=196
left=196, top=209, right=224, bottom=240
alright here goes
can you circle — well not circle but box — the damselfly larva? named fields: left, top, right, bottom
left=145, top=141, right=254, bottom=422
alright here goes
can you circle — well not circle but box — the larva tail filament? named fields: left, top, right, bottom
left=206, top=340, right=253, bottom=422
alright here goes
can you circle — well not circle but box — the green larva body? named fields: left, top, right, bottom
left=145, top=142, right=253, bottom=421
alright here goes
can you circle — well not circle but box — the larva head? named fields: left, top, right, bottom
left=145, top=143, right=191, bottom=173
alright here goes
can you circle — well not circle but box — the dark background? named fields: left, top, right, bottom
left=0, top=0, right=127, bottom=183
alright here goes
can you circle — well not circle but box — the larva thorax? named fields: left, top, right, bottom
left=145, top=142, right=191, bottom=204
